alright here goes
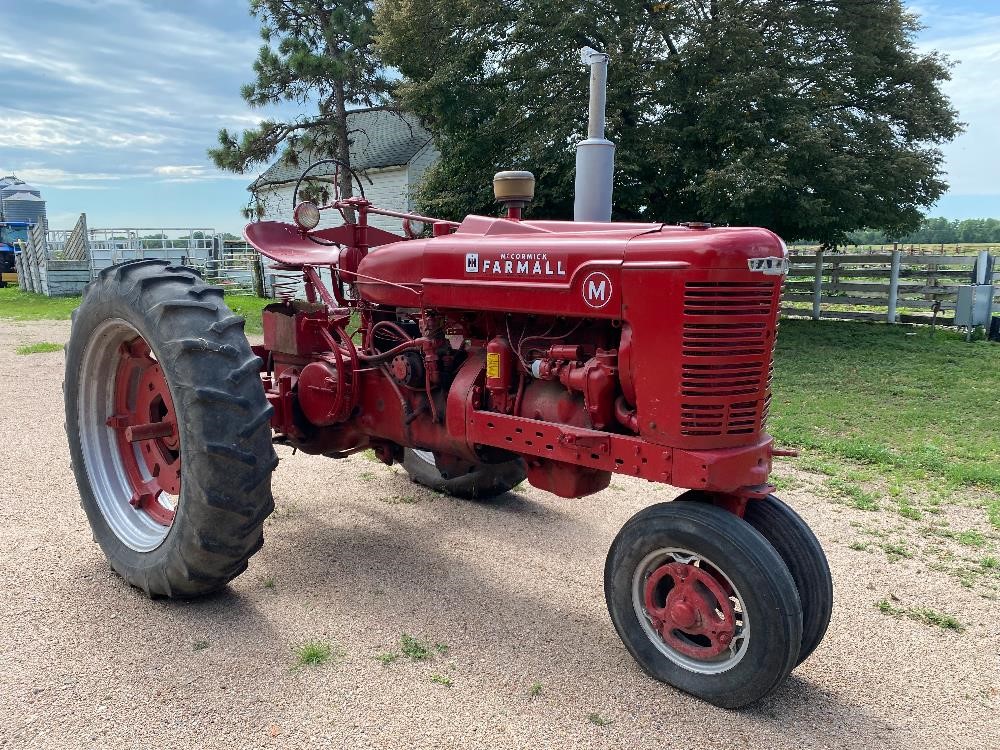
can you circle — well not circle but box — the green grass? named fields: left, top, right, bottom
left=15, top=341, right=62, bottom=355
left=0, top=286, right=269, bottom=334
left=772, top=320, right=1000, bottom=517
left=375, top=651, right=399, bottom=666
left=382, top=493, right=418, bottom=504
left=192, top=640, right=210, bottom=651
left=294, top=640, right=335, bottom=667
left=587, top=713, right=611, bottom=726
left=881, top=540, right=914, bottom=561
left=826, top=477, right=880, bottom=511
left=429, top=673, right=453, bottom=687
left=528, top=682, right=543, bottom=698
left=0, top=286, right=80, bottom=320
left=876, top=598, right=964, bottom=632
left=223, top=294, right=269, bottom=335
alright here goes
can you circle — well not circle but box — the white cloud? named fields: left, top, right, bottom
left=154, top=165, right=208, bottom=178
left=11, top=167, right=123, bottom=184
left=152, top=165, right=252, bottom=183
left=0, top=112, right=166, bottom=151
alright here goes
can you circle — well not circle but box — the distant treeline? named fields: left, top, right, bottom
left=838, top=218, right=1000, bottom=246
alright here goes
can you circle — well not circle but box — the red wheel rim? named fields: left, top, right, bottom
left=643, top=560, right=737, bottom=660
left=105, top=336, right=180, bottom=527
left=632, top=548, right=749, bottom=673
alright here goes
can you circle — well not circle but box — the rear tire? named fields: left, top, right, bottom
left=64, top=260, right=277, bottom=597
left=402, top=448, right=525, bottom=500
left=605, top=501, right=802, bottom=709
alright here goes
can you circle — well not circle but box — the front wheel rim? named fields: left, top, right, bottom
left=78, top=318, right=180, bottom=552
left=631, top=547, right=750, bottom=674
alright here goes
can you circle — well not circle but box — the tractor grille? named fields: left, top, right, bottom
left=680, top=281, right=777, bottom=437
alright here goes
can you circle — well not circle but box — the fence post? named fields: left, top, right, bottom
left=887, top=249, right=901, bottom=323
left=14, top=246, right=27, bottom=290
left=812, top=250, right=824, bottom=321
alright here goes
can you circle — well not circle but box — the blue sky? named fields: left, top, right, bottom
left=0, top=0, right=997, bottom=233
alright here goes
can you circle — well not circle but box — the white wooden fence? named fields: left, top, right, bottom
left=783, top=250, right=999, bottom=324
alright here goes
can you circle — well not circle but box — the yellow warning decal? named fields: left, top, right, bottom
left=486, top=352, right=500, bottom=379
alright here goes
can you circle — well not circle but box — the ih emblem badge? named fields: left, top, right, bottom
left=465, top=253, right=479, bottom=273
left=748, top=257, right=789, bottom=275
left=582, top=271, right=613, bottom=309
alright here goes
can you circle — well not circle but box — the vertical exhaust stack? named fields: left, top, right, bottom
left=574, top=47, right=615, bottom=222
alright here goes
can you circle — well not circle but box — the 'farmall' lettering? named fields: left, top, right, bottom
left=465, top=251, right=567, bottom=276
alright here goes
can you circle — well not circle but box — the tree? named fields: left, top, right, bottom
left=210, top=0, right=388, bottom=218
left=376, top=0, right=962, bottom=245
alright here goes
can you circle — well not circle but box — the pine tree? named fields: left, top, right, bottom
left=210, top=0, right=388, bottom=217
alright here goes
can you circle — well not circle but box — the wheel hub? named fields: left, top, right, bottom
left=106, top=337, right=180, bottom=527
left=643, top=560, right=738, bottom=660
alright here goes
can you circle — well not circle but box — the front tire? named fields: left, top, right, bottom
left=402, top=448, right=525, bottom=500
left=64, top=260, right=277, bottom=597
left=605, top=501, right=802, bottom=709
left=743, top=494, right=833, bottom=665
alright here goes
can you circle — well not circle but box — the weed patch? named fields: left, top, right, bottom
left=15, top=341, right=61, bottom=355
left=400, top=634, right=431, bottom=661
left=430, top=673, right=453, bottom=687
left=876, top=599, right=964, bottom=632
left=294, top=640, right=336, bottom=667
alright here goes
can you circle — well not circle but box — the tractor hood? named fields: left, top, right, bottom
left=355, top=214, right=786, bottom=318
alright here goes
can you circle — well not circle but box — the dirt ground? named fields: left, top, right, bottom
left=1, top=320, right=997, bottom=750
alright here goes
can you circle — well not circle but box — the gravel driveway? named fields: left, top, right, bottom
left=1, top=320, right=996, bottom=749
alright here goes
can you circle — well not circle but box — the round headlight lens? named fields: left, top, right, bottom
left=293, top=201, right=321, bottom=230
left=403, top=218, right=426, bottom=238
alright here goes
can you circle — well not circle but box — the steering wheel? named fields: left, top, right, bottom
left=292, top=157, right=367, bottom=209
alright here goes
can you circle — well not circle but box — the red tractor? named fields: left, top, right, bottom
left=64, top=167, right=831, bottom=709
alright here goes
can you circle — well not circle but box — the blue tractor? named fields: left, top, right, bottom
left=0, top=221, right=32, bottom=287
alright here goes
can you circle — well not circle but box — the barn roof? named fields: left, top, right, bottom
left=249, top=108, right=433, bottom=191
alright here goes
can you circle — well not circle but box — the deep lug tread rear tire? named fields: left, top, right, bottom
left=65, top=260, right=276, bottom=598
left=605, top=501, right=802, bottom=709
left=402, top=448, right=525, bottom=501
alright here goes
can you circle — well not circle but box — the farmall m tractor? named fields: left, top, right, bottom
left=64, top=57, right=832, bottom=709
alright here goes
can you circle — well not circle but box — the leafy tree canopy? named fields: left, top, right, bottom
left=377, top=0, right=962, bottom=245
left=210, top=0, right=388, bottom=216
left=844, top=217, right=1000, bottom=246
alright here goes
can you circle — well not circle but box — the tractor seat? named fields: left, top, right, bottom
left=243, top=221, right=406, bottom=268
left=243, top=221, right=344, bottom=267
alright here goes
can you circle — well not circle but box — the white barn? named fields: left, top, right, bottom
left=249, top=108, right=439, bottom=234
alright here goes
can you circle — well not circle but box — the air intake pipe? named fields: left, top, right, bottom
left=573, top=47, right=615, bottom=222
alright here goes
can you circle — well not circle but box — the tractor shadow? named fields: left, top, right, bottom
left=274, top=500, right=902, bottom=745
left=70, top=556, right=284, bottom=669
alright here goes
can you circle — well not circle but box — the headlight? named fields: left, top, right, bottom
left=293, top=201, right=321, bottom=230
left=403, top=218, right=425, bottom=238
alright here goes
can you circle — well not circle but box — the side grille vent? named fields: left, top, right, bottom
left=680, top=281, right=778, bottom=437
